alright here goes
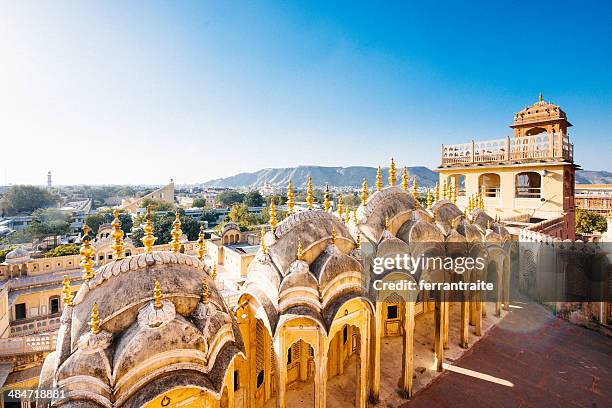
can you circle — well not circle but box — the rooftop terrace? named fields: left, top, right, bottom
left=440, top=133, right=573, bottom=167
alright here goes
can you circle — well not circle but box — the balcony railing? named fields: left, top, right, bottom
left=0, top=332, right=57, bottom=356
left=441, top=133, right=573, bottom=166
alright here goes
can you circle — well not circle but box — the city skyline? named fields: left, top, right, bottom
left=2, top=1, right=611, bottom=185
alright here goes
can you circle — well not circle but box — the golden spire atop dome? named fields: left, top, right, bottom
left=170, top=210, right=182, bottom=254
left=539, top=92, right=543, bottom=102
left=401, top=166, right=409, bottom=191
left=153, top=278, right=163, bottom=309
left=384, top=215, right=390, bottom=231
left=412, top=176, right=418, bottom=201
left=356, top=233, right=362, bottom=249
left=201, top=276, right=209, bottom=304
left=337, top=193, right=344, bottom=220
left=388, top=158, right=397, bottom=187
left=196, top=226, right=207, bottom=261
left=297, top=239, right=304, bottom=261
left=89, top=302, right=101, bottom=334
left=111, top=210, right=125, bottom=260
left=323, top=185, right=331, bottom=211
left=442, top=180, right=447, bottom=200
left=80, top=225, right=95, bottom=281
left=352, top=207, right=357, bottom=224
left=286, top=180, right=295, bottom=215
left=426, top=188, right=433, bottom=209
left=451, top=184, right=457, bottom=204
left=269, top=197, right=277, bottom=230
left=211, top=263, right=218, bottom=281
left=361, top=177, right=368, bottom=205
left=331, top=226, right=337, bottom=245
left=141, top=206, right=157, bottom=254
left=260, top=227, right=267, bottom=255
left=434, top=182, right=440, bottom=201
left=345, top=206, right=350, bottom=224
left=62, top=275, right=73, bottom=307
left=306, top=177, right=314, bottom=210
left=376, top=165, right=383, bottom=191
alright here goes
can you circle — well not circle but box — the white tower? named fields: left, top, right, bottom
left=47, top=171, right=52, bottom=188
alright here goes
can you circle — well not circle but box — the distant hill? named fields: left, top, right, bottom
left=202, top=166, right=439, bottom=188
left=576, top=170, right=612, bottom=184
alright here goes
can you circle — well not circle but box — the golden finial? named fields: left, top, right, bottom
left=196, top=226, right=207, bottom=261
left=62, top=275, right=73, bottom=307
left=80, top=225, right=95, bottom=281
left=260, top=227, right=267, bottom=255
left=356, top=233, right=362, bottom=249
left=538, top=92, right=543, bottom=102
left=464, top=207, right=469, bottom=218
left=451, top=184, right=457, bottom=204
left=478, top=191, right=484, bottom=210
left=376, top=165, right=383, bottom=191
left=297, top=239, right=304, bottom=261
left=201, top=276, right=209, bottom=304
left=442, top=180, right=447, bottom=200
left=361, top=177, right=368, bottom=205
left=269, top=197, right=277, bottom=230
left=287, top=180, right=295, bottom=215
left=331, top=226, right=337, bottom=245
left=111, top=210, right=124, bottom=260
left=141, top=206, right=157, bottom=254
left=323, top=185, right=331, bottom=211
left=434, top=182, right=440, bottom=201
left=384, top=215, right=390, bottom=230
left=89, top=302, right=101, bottom=334
left=337, top=193, right=344, bottom=220
left=306, top=177, right=314, bottom=210
left=352, top=207, right=357, bottom=224
left=487, top=220, right=492, bottom=230
left=345, top=206, right=351, bottom=224
left=388, top=158, right=397, bottom=187
left=401, top=167, right=409, bottom=191
left=412, top=176, right=418, bottom=201
left=170, top=210, right=182, bottom=254
left=153, top=278, right=163, bottom=309
left=432, top=211, right=437, bottom=223
left=426, top=188, right=433, bottom=209
left=211, top=263, right=218, bottom=281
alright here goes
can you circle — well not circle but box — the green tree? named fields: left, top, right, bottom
left=44, top=244, right=80, bottom=258
left=26, top=209, right=71, bottom=236
left=0, top=246, right=16, bottom=263
left=140, top=198, right=175, bottom=212
left=200, top=209, right=219, bottom=225
left=243, top=191, right=265, bottom=207
left=216, top=190, right=245, bottom=207
left=192, top=197, right=207, bottom=208
left=0, top=185, right=59, bottom=215
left=228, top=203, right=262, bottom=230
left=576, top=209, right=607, bottom=234
left=85, top=211, right=133, bottom=236
left=131, top=210, right=202, bottom=247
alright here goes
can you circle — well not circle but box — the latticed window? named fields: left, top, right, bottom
left=256, top=320, right=265, bottom=372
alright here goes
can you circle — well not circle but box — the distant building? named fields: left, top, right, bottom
left=120, top=180, right=175, bottom=214
left=575, top=184, right=612, bottom=215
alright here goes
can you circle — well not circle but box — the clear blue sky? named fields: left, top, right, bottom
left=2, top=1, right=610, bottom=185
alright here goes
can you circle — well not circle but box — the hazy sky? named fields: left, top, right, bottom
left=2, top=1, right=611, bottom=185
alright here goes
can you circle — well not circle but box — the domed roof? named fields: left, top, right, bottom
left=45, top=251, right=245, bottom=408
left=4, top=247, right=30, bottom=264
left=512, top=94, right=571, bottom=127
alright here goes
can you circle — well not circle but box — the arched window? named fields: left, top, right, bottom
left=478, top=173, right=500, bottom=197
left=447, top=174, right=466, bottom=196
left=515, top=172, right=541, bottom=198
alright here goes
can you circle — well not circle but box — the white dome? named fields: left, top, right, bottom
left=5, top=247, right=31, bottom=264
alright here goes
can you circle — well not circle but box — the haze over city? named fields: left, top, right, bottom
left=2, top=1, right=611, bottom=185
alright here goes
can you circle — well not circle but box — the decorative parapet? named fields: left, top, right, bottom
left=440, top=133, right=573, bottom=166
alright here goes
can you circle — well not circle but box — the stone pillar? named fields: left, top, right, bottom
left=276, top=334, right=287, bottom=408
left=401, top=301, right=415, bottom=398
left=227, top=360, right=235, bottom=408
left=474, top=295, right=482, bottom=337
left=370, top=303, right=382, bottom=402
left=264, top=333, right=272, bottom=401
left=503, top=259, right=511, bottom=311
left=434, top=299, right=445, bottom=372
left=460, top=294, right=469, bottom=349
left=357, top=319, right=369, bottom=408
left=248, top=318, right=257, bottom=408
left=300, top=340, right=309, bottom=381
left=443, top=300, right=450, bottom=349
left=314, top=338, right=328, bottom=408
